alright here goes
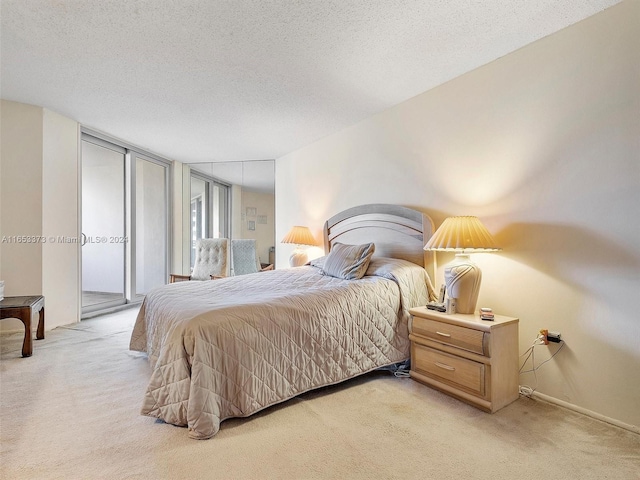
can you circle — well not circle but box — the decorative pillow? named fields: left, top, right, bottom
left=322, top=242, right=375, bottom=280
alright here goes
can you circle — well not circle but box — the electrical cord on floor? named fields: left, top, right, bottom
left=378, top=359, right=412, bottom=377
left=519, top=334, right=565, bottom=397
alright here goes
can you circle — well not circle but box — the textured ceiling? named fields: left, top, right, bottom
left=1, top=0, right=621, bottom=170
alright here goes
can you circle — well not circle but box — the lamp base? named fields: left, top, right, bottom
left=289, top=249, right=308, bottom=267
left=444, top=254, right=482, bottom=314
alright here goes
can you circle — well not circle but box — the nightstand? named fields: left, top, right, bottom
left=408, top=306, right=519, bottom=413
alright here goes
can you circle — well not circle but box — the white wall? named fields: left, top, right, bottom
left=42, top=109, right=80, bottom=327
left=1, top=100, right=80, bottom=330
left=275, top=1, right=640, bottom=428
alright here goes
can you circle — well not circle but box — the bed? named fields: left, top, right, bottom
left=130, top=204, right=437, bottom=439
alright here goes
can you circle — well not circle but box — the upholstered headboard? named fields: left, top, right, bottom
left=323, top=204, right=435, bottom=279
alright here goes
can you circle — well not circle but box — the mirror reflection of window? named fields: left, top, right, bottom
left=188, top=160, right=275, bottom=270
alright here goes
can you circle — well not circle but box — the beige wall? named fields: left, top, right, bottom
left=238, top=189, right=275, bottom=265
left=1, top=100, right=43, bottom=306
left=42, top=109, right=80, bottom=329
left=1, top=100, right=80, bottom=331
left=275, top=1, right=640, bottom=428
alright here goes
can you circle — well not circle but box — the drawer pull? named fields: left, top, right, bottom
left=434, top=362, right=455, bottom=371
left=436, top=331, right=451, bottom=338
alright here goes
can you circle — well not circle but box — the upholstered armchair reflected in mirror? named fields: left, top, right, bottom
left=231, top=239, right=273, bottom=276
left=169, top=238, right=230, bottom=283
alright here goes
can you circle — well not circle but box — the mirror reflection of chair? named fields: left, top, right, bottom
left=170, top=238, right=230, bottom=283
left=231, top=239, right=274, bottom=276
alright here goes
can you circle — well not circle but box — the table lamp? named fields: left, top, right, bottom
left=424, top=216, right=500, bottom=314
left=281, top=226, right=316, bottom=267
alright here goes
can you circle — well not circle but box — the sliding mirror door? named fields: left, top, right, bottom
left=133, top=155, right=169, bottom=298
left=81, top=133, right=170, bottom=316
left=81, top=137, right=127, bottom=311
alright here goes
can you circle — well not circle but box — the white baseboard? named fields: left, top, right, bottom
left=531, top=391, right=639, bottom=435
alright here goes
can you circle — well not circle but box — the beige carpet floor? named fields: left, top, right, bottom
left=1, top=307, right=638, bottom=480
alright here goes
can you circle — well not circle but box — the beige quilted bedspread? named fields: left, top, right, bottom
left=130, top=257, right=434, bottom=439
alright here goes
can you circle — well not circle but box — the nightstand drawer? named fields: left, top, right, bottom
left=412, top=344, right=485, bottom=396
left=411, top=316, right=486, bottom=355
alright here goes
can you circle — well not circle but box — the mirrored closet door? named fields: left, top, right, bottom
left=188, top=160, right=275, bottom=270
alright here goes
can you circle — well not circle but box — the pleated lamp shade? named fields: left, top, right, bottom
left=424, top=216, right=500, bottom=252
left=424, top=216, right=500, bottom=314
left=281, top=226, right=316, bottom=246
left=281, top=226, right=316, bottom=267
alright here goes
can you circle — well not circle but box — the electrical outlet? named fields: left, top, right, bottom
left=539, top=329, right=561, bottom=344
left=547, top=331, right=562, bottom=343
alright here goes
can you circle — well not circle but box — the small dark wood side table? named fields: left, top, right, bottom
left=0, top=296, right=45, bottom=357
